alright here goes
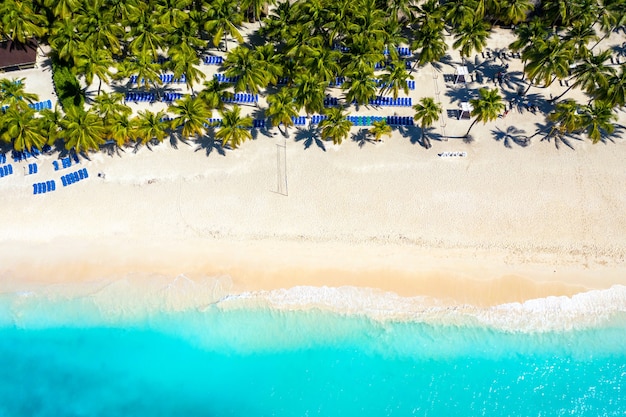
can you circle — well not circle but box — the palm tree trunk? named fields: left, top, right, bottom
left=551, top=83, right=574, bottom=102
left=464, top=118, right=478, bottom=138
left=98, top=78, right=102, bottom=95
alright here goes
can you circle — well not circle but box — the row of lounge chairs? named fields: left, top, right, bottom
left=252, top=119, right=266, bottom=128
left=374, top=79, right=416, bottom=90
left=28, top=163, right=38, bottom=175
left=481, top=50, right=521, bottom=60
left=61, top=168, right=88, bottom=186
left=324, top=97, right=339, bottom=107
left=310, top=115, right=328, bottom=124
left=126, top=92, right=157, bottom=102
left=52, top=156, right=74, bottom=171
left=383, top=47, right=412, bottom=56
left=0, top=164, right=13, bottom=178
left=375, top=61, right=412, bottom=70
left=129, top=74, right=187, bottom=85
left=163, top=92, right=183, bottom=102
left=292, top=116, right=307, bottom=126
left=222, top=93, right=259, bottom=104
left=26, top=100, right=53, bottom=111
left=214, top=73, right=239, bottom=83
left=12, top=146, right=50, bottom=162
left=368, top=96, right=413, bottom=107
left=438, top=152, right=467, bottom=157
left=204, top=56, right=224, bottom=65
left=33, top=180, right=56, bottom=194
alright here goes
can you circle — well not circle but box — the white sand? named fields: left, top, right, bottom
left=1, top=28, right=625, bottom=311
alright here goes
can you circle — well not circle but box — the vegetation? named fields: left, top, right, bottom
left=51, top=58, right=85, bottom=112
left=0, top=0, right=624, bottom=154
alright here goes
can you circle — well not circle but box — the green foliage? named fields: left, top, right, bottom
left=51, top=58, right=85, bottom=112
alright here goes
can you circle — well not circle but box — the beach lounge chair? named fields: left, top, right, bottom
left=78, top=169, right=85, bottom=180
left=53, top=160, right=59, bottom=171
left=61, top=176, right=67, bottom=186
left=32, top=184, right=38, bottom=194
left=82, top=168, right=88, bottom=178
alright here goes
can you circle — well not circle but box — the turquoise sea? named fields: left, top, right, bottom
left=0, top=290, right=625, bottom=417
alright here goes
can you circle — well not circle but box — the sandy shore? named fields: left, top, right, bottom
left=1, top=29, right=625, bottom=311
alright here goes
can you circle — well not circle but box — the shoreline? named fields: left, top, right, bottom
left=1, top=235, right=624, bottom=307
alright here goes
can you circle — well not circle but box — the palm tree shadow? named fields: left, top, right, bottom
left=195, top=131, right=226, bottom=156
left=602, top=124, right=626, bottom=144
left=462, top=134, right=475, bottom=144
left=352, top=128, right=377, bottom=148
left=169, top=131, right=185, bottom=149
left=491, top=126, right=529, bottom=148
left=294, top=125, right=325, bottom=151
left=540, top=131, right=579, bottom=150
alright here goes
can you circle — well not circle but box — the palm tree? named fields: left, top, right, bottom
left=75, top=0, right=125, bottom=55
left=465, top=88, right=505, bottom=138
left=49, top=18, right=83, bottom=65
left=553, top=50, right=616, bottom=101
left=254, top=44, right=284, bottom=86
left=74, top=45, right=114, bottom=95
left=38, top=105, right=64, bottom=145
left=91, top=92, right=132, bottom=122
left=413, top=97, right=442, bottom=147
left=260, top=0, right=296, bottom=43
left=266, top=88, right=298, bottom=136
left=116, top=52, right=162, bottom=90
left=546, top=99, right=583, bottom=139
left=523, top=35, right=575, bottom=94
left=499, top=0, right=534, bottom=25
left=452, top=17, right=491, bottom=62
left=60, top=107, right=107, bottom=153
left=595, top=64, right=626, bottom=108
left=581, top=101, right=617, bottom=143
left=204, top=0, right=244, bottom=51
left=107, top=113, right=137, bottom=147
left=223, top=46, right=269, bottom=94
left=443, top=0, right=476, bottom=27
left=215, top=105, right=253, bottom=149
left=0, top=105, right=46, bottom=152
left=198, top=78, right=231, bottom=110
left=43, top=0, right=82, bottom=19
left=169, top=95, right=212, bottom=139
left=0, top=78, right=38, bottom=106
left=368, top=120, right=392, bottom=142
left=343, top=70, right=377, bottom=106
left=301, top=46, right=342, bottom=83
left=411, top=20, right=448, bottom=67
left=291, top=73, right=328, bottom=118
left=168, top=45, right=205, bottom=93
left=0, top=0, right=47, bottom=44
left=319, top=107, right=353, bottom=145
left=126, top=3, right=167, bottom=59
left=379, top=62, right=413, bottom=100
left=509, top=17, right=549, bottom=55
left=133, top=110, right=170, bottom=145
left=563, top=21, right=598, bottom=58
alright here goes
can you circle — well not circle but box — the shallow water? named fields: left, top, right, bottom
left=1, top=288, right=625, bottom=417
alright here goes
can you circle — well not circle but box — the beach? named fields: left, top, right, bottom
left=1, top=28, right=625, bottom=320
left=1, top=110, right=625, bottom=312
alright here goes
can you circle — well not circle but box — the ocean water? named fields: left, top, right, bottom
left=0, top=288, right=625, bottom=417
